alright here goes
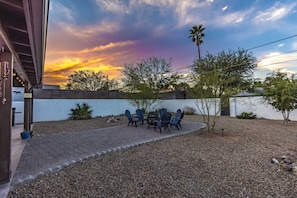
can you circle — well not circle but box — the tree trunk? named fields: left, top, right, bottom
left=198, top=44, right=201, bottom=60
left=282, top=111, right=289, bottom=126
left=197, top=44, right=201, bottom=74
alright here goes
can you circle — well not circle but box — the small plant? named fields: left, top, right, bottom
left=236, top=112, right=256, bottom=119
left=183, top=106, right=195, bottom=115
left=69, top=102, right=93, bottom=120
left=141, top=108, right=146, bottom=115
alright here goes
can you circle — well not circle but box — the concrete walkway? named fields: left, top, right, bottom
left=1, top=121, right=205, bottom=197
left=0, top=125, right=26, bottom=198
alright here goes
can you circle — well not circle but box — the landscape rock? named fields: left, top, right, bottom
left=291, top=165, right=297, bottom=176
left=106, top=117, right=119, bottom=123
left=271, top=158, right=279, bottom=164
left=272, top=151, right=297, bottom=175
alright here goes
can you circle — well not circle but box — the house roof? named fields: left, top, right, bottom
left=0, top=0, right=49, bottom=88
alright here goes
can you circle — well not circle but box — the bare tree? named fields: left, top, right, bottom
left=121, top=56, right=179, bottom=111
left=63, top=70, right=108, bottom=91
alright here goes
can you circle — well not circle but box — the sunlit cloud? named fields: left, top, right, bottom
left=235, top=17, right=243, bottom=23
left=95, top=0, right=250, bottom=29
left=152, top=25, right=167, bottom=37
left=96, top=0, right=126, bottom=13
left=44, top=0, right=297, bottom=85
left=213, top=11, right=246, bottom=26
left=81, top=41, right=135, bottom=54
left=134, top=0, right=211, bottom=27
left=49, top=1, right=74, bottom=22
left=47, top=41, right=135, bottom=63
left=278, top=43, right=284, bottom=47
left=254, top=2, right=296, bottom=23
left=173, top=0, right=212, bottom=26
left=44, top=56, right=124, bottom=85
left=258, top=51, right=297, bottom=73
left=292, top=42, right=297, bottom=50
left=44, top=37, right=137, bottom=85
left=59, top=20, right=120, bottom=41
left=95, top=0, right=211, bottom=27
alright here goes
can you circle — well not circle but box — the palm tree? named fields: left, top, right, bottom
left=189, top=24, right=205, bottom=60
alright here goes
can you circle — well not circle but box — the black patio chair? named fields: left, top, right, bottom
left=146, top=111, right=159, bottom=129
left=178, top=111, right=184, bottom=129
left=154, top=112, right=172, bottom=133
left=125, top=110, right=139, bottom=127
left=159, top=108, right=167, bottom=117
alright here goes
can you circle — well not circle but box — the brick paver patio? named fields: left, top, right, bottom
left=11, top=121, right=205, bottom=186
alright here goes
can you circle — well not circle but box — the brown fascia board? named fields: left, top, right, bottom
left=23, top=0, right=41, bottom=86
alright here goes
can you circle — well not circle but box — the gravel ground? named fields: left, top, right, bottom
left=8, top=115, right=297, bottom=197
left=31, top=115, right=127, bottom=136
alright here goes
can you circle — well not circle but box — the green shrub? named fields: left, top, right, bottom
left=183, top=106, right=195, bottom=115
left=236, top=112, right=256, bottom=119
left=69, top=102, right=93, bottom=120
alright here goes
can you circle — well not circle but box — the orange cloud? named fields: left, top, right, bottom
left=44, top=40, right=137, bottom=85
left=80, top=41, right=135, bottom=54
left=44, top=56, right=123, bottom=85
left=46, top=41, right=135, bottom=56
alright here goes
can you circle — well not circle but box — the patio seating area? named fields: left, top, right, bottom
left=125, top=108, right=185, bottom=133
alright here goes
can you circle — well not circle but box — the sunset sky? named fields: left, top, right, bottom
left=44, top=0, right=297, bottom=86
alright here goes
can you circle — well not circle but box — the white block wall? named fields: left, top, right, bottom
left=33, top=99, right=134, bottom=122
left=161, top=99, right=220, bottom=116
left=12, top=101, right=24, bottom=124
left=13, top=96, right=297, bottom=123
left=12, top=98, right=220, bottom=123
left=229, top=96, right=297, bottom=121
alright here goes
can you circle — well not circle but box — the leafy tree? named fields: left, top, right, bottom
left=190, top=48, right=257, bottom=132
left=189, top=24, right=205, bottom=61
left=121, top=56, right=179, bottom=111
left=193, top=48, right=257, bottom=98
left=64, top=70, right=108, bottom=91
left=262, top=72, right=297, bottom=126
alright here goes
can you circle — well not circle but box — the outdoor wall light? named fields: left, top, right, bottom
left=0, top=61, right=10, bottom=104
